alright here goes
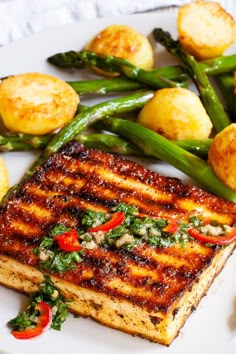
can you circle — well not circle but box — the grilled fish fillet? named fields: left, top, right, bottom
left=0, top=141, right=235, bottom=345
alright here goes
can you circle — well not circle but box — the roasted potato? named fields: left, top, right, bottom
left=177, top=1, right=236, bottom=59
left=0, top=73, right=79, bottom=135
left=86, top=24, right=154, bottom=76
left=208, top=124, right=236, bottom=192
left=137, top=87, right=213, bottom=140
left=0, top=156, right=9, bottom=200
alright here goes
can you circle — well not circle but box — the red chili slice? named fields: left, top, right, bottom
left=54, top=229, right=83, bottom=252
left=12, top=301, right=52, bottom=340
left=163, top=218, right=179, bottom=233
left=188, top=226, right=236, bottom=245
left=88, top=212, right=125, bottom=232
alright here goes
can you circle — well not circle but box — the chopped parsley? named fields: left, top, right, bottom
left=8, top=275, right=69, bottom=332
left=81, top=209, right=109, bottom=228
left=33, top=203, right=227, bottom=275
left=34, top=225, right=83, bottom=274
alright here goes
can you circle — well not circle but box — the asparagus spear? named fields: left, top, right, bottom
left=44, top=90, right=153, bottom=158
left=0, top=130, right=143, bottom=155
left=154, top=54, right=236, bottom=77
left=0, top=133, right=50, bottom=151
left=214, top=72, right=236, bottom=119
left=200, top=54, right=236, bottom=76
left=77, top=133, right=211, bottom=158
left=77, top=133, right=143, bottom=155
left=48, top=49, right=236, bottom=81
left=99, top=117, right=236, bottom=201
left=68, top=77, right=142, bottom=95
left=0, top=129, right=211, bottom=159
left=153, top=28, right=231, bottom=132
left=48, top=51, right=186, bottom=89
left=67, top=62, right=191, bottom=94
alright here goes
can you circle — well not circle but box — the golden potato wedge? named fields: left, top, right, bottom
left=177, top=1, right=236, bottom=59
left=0, top=156, right=9, bottom=200
left=0, top=73, right=79, bottom=135
left=86, top=24, right=154, bottom=76
left=137, top=87, right=213, bottom=140
left=208, top=124, right=236, bottom=192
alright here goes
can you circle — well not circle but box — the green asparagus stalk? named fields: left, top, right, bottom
left=44, top=90, right=154, bottom=158
left=48, top=51, right=186, bottom=89
left=149, top=65, right=187, bottom=81
left=99, top=116, right=236, bottom=201
left=0, top=129, right=211, bottom=159
left=93, top=122, right=212, bottom=158
left=0, top=131, right=143, bottom=156
left=77, top=133, right=143, bottom=155
left=0, top=133, right=50, bottom=151
left=48, top=49, right=236, bottom=84
left=48, top=50, right=236, bottom=76
left=153, top=28, right=231, bottom=132
left=77, top=133, right=211, bottom=158
left=68, top=65, right=189, bottom=90
left=69, top=64, right=236, bottom=95
left=67, top=70, right=188, bottom=95
left=68, top=77, right=142, bottom=94
left=200, top=54, right=236, bottom=76
left=214, top=72, right=236, bottom=119
left=175, top=139, right=211, bottom=158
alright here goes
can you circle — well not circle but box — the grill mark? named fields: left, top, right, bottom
left=19, top=184, right=110, bottom=224
left=14, top=148, right=236, bottom=224
left=77, top=275, right=185, bottom=313
left=57, top=142, right=205, bottom=200
left=74, top=163, right=172, bottom=201
left=63, top=143, right=236, bottom=214
left=76, top=178, right=182, bottom=215
left=127, top=245, right=210, bottom=282
left=0, top=238, right=37, bottom=265
left=18, top=201, right=53, bottom=221
left=56, top=243, right=213, bottom=312
left=17, top=184, right=84, bottom=230
left=0, top=204, right=42, bottom=239
left=137, top=243, right=215, bottom=268
left=60, top=157, right=177, bottom=204
left=179, top=198, right=235, bottom=224
left=34, top=169, right=186, bottom=218
left=41, top=152, right=183, bottom=205
left=42, top=155, right=236, bottom=222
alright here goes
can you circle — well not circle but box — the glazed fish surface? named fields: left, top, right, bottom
left=0, top=141, right=235, bottom=346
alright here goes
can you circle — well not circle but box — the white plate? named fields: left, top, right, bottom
left=0, top=8, right=236, bottom=354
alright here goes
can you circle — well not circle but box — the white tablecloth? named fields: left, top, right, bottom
left=0, top=0, right=235, bottom=46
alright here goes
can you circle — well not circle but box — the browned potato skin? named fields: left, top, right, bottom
left=86, top=24, right=154, bottom=76
left=177, top=1, right=236, bottom=59
left=208, top=124, right=236, bottom=192
left=0, top=73, right=79, bottom=135
left=137, top=87, right=213, bottom=140
left=0, top=157, right=9, bottom=200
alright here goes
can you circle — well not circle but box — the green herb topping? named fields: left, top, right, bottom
left=33, top=203, right=232, bottom=274
left=8, top=274, right=69, bottom=332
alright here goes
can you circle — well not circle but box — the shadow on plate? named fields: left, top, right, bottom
left=229, top=296, right=236, bottom=332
